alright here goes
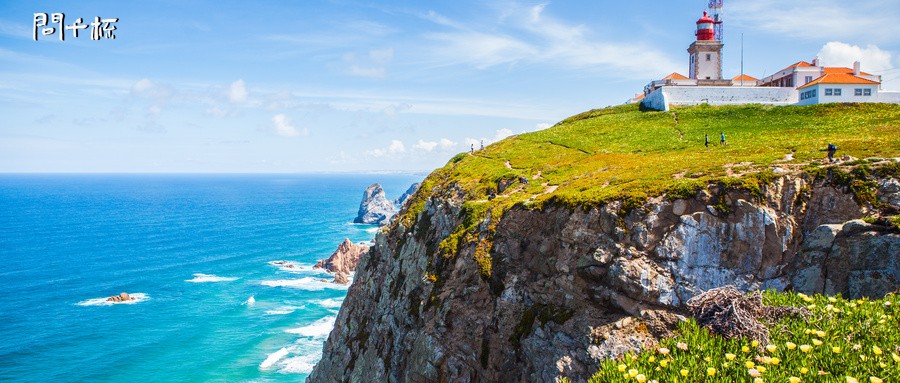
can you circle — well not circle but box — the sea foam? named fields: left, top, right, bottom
left=265, top=305, right=302, bottom=315
left=260, top=277, right=348, bottom=291
left=259, top=347, right=291, bottom=370
left=185, top=273, right=239, bottom=283
left=285, top=316, right=336, bottom=338
left=76, top=293, right=150, bottom=306
left=313, top=298, right=344, bottom=309
left=267, top=261, right=330, bottom=275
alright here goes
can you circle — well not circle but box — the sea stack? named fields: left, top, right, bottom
left=394, top=182, right=420, bottom=208
left=314, top=238, right=370, bottom=284
left=353, top=184, right=396, bottom=226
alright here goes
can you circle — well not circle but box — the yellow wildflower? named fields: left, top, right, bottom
left=758, top=366, right=767, bottom=373
left=786, top=342, right=797, bottom=350
left=879, top=362, right=887, bottom=368
left=812, top=339, right=823, bottom=346
left=770, top=357, right=781, bottom=365
left=833, top=346, right=842, bottom=354
left=648, top=356, right=656, bottom=363
left=801, top=367, right=809, bottom=374
left=766, top=344, right=777, bottom=353
left=725, top=353, right=736, bottom=361
left=789, top=377, right=801, bottom=383
left=745, top=361, right=756, bottom=369
left=847, top=377, right=859, bottom=383
left=800, top=344, right=812, bottom=353
left=751, top=340, right=759, bottom=347
left=873, top=345, right=882, bottom=355
left=680, top=369, right=689, bottom=377
left=816, top=330, right=826, bottom=337
left=753, top=378, right=764, bottom=383
left=618, top=364, right=627, bottom=373
left=828, top=296, right=837, bottom=302
left=704, top=356, right=712, bottom=363
left=659, top=359, right=668, bottom=368
left=707, top=367, right=716, bottom=377
left=742, top=345, right=751, bottom=353
left=635, top=373, right=647, bottom=383
left=892, top=353, right=900, bottom=363
left=870, top=377, right=883, bottom=383
left=628, top=368, right=638, bottom=378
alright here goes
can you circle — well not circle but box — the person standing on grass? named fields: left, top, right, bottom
left=826, top=143, right=838, bottom=162
left=720, top=132, right=726, bottom=145
left=705, top=134, right=709, bottom=147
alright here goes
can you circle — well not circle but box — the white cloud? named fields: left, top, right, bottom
left=365, top=139, right=406, bottom=157
left=730, top=0, right=900, bottom=42
left=421, top=5, right=678, bottom=77
left=229, top=79, right=248, bottom=103
left=369, top=48, right=394, bottom=64
left=388, top=139, right=405, bottom=154
left=413, top=140, right=438, bottom=152
left=534, top=122, right=551, bottom=131
left=345, top=48, right=394, bottom=78
left=271, top=114, right=307, bottom=137
left=131, top=78, right=172, bottom=99
left=816, top=42, right=893, bottom=73
left=439, top=138, right=457, bottom=150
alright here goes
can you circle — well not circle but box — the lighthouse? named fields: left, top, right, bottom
left=687, top=11, right=723, bottom=81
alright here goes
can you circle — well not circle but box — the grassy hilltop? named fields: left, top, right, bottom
left=408, top=103, right=899, bottom=216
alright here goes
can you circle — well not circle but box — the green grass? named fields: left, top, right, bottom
left=404, top=103, right=900, bottom=223
left=587, top=291, right=900, bottom=383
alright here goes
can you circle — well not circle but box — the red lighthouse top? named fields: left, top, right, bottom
left=695, top=11, right=716, bottom=41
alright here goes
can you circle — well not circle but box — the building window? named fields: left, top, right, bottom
left=855, top=88, right=863, bottom=96
left=834, top=88, right=842, bottom=96
left=812, top=89, right=816, bottom=98
left=805, top=76, right=813, bottom=84
left=787, top=78, right=793, bottom=87
left=864, top=89, right=872, bottom=96
left=825, top=88, right=833, bottom=96
left=706, top=53, right=711, bottom=61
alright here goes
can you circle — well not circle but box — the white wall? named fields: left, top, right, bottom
left=877, top=91, right=900, bottom=104
left=641, top=86, right=798, bottom=110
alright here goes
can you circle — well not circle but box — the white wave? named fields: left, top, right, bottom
left=313, top=298, right=344, bottom=309
left=365, top=227, right=379, bottom=233
left=285, top=316, right=336, bottom=338
left=259, top=347, right=291, bottom=370
left=76, top=293, right=150, bottom=306
left=185, top=273, right=239, bottom=283
left=261, top=277, right=348, bottom=291
left=265, top=305, right=301, bottom=315
left=278, top=353, right=320, bottom=374
left=267, top=261, right=329, bottom=275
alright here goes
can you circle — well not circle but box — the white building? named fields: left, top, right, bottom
left=638, top=8, right=899, bottom=111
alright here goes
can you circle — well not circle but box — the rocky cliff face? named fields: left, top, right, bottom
left=309, top=166, right=900, bottom=383
left=354, top=184, right=397, bottom=226
left=395, top=183, right=421, bottom=208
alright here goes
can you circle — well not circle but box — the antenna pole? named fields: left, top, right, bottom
left=741, top=33, right=744, bottom=86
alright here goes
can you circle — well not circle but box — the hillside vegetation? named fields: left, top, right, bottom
left=402, top=103, right=900, bottom=226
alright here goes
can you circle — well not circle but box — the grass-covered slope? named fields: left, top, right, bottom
left=586, top=291, right=900, bottom=383
left=403, top=103, right=900, bottom=227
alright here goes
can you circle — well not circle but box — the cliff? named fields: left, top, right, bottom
left=354, top=184, right=396, bottom=226
left=315, top=239, right=370, bottom=284
left=309, top=103, right=900, bottom=382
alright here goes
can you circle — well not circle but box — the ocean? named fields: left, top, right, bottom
left=0, top=173, right=421, bottom=382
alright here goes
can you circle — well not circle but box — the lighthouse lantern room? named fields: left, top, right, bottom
left=687, top=11, right=724, bottom=81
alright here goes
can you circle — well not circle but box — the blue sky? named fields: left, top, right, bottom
left=1, top=0, right=898, bottom=173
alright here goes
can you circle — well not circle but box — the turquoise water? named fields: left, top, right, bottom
left=0, top=174, right=420, bottom=382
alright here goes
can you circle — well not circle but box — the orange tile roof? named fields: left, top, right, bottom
left=633, top=93, right=646, bottom=101
left=662, top=72, right=689, bottom=80
left=797, top=73, right=880, bottom=89
left=823, top=67, right=872, bottom=76
left=780, top=61, right=813, bottom=72
left=731, top=74, right=758, bottom=81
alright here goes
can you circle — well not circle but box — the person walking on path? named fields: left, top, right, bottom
left=470, top=144, right=474, bottom=154
left=720, top=132, right=726, bottom=145
left=826, top=143, right=838, bottom=162
left=705, top=134, right=709, bottom=147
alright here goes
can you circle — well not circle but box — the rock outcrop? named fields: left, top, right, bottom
left=395, top=183, right=421, bottom=208
left=354, top=184, right=396, bottom=226
left=106, top=292, right=135, bottom=302
left=315, top=239, right=370, bottom=284
left=309, top=166, right=900, bottom=383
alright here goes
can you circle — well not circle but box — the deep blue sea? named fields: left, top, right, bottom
left=0, top=174, right=420, bottom=382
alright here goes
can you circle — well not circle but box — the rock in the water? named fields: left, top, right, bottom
left=314, top=238, right=370, bottom=275
left=394, top=183, right=420, bottom=207
left=353, top=184, right=396, bottom=226
left=106, top=292, right=135, bottom=302
left=333, top=272, right=350, bottom=284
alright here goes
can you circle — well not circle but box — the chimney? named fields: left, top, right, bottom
left=812, top=57, right=819, bottom=67
left=853, top=61, right=861, bottom=76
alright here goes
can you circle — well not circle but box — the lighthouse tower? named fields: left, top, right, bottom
left=687, top=11, right=723, bottom=82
